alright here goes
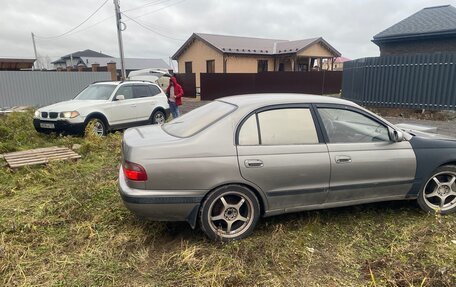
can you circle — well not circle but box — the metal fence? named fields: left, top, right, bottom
left=200, top=71, right=343, bottom=101
left=175, top=73, right=196, bottom=98
left=0, top=71, right=111, bottom=107
left=342, top=52, right=456, bottom=110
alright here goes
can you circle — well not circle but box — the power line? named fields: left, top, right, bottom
left=35, top=0, right=186, bottom=41
left=122, top=0, right=172, bottom=13
left=35, top=0, right=109, bottom=40
left=128, top=0, right=188, bottom=19
left=121, top=12, right=185, bottom=41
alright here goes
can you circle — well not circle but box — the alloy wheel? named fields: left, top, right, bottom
left=423, top=171, right=456, bottom=211
left=207, top=191, right=254, bottom=239
left=153, top=111, right=165, bottom=125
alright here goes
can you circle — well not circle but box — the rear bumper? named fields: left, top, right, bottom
left=33, top=118, right=85, bottom=134
left=118, top=167, right=203, bottom=228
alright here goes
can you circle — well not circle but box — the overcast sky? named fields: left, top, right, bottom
left=1, top=0, right=454, bottom=68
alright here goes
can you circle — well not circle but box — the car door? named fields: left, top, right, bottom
left=236, top=105, right=330, bottom=211
left=131, top=84, right=158, bottom=121
left=316, top=105, right=416, bottom=203
left=106, top=84, right=138, bottom=125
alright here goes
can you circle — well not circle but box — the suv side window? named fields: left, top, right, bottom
left=147, top=85, right=162, bottom=96
left=318, top=108, right=390, bottom=143
left=238, top=108, right=319, bottom=145
left=115, top=85, right=134, bottom=100
left=132, top=85, right=151, bottom=98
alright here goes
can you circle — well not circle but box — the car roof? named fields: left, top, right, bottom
left=218, top=93, right=359, bottom=108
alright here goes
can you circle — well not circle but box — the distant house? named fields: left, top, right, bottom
left=52, top=49, right=113, bottom=69
left=322, top=57, right=351, bottom=71
left=372, top=5, right=456, bottom=56
left=52, top=49, right=172, bottom=74
left=172, top=33, right=341, bottom=87
left=0, top=58, right=35, bottom=70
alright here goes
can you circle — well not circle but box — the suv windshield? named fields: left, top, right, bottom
left=74, top=84, right=116, bottom=100
left=163, top=101, right=237, bottom=137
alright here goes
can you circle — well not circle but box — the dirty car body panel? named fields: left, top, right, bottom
left=118, top=94, right=456, bottom=233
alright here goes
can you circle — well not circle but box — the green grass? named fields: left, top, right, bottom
left=1, top=111, right=455, bottom=286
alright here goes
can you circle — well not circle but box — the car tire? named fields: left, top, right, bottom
left=151, top=110, right=166, bottom=125
left=199, top=184, right=260, bottom=241
left=84, top=118, right=106, bottom=136
left=417, top=165, right=456, bottom=214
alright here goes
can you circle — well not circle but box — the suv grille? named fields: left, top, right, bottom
left=41, top=112, right=48, bottom=118
left=49, top=112, right=58, bottom=119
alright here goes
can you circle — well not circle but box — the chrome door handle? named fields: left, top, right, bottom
left=245, top=159, right=264, bottom=168
left=335, top=155, right=352, bottom=164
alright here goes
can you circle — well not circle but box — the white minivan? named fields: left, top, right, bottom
left=33, top=81, right=170, bottom=136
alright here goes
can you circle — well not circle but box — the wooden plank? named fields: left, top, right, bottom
left=9, top=155, right=81, bottom=168
left=3, top=146, right=81, bottom=168
left=6, top=152, right=81, bottom=164
left=4, top=147, right=66, bottom=158
left=6, top=150, right=80, bottom=161
left=5, top=150, right=77, bottom=161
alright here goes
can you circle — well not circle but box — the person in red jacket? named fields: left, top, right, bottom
left=165, top=76, right=183, bottom=118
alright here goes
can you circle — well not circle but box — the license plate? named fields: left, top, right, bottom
left=40, top=123, right=55, bottom=129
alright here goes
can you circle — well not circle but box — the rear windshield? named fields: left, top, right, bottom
left=163, top=101, right=237, bottom=137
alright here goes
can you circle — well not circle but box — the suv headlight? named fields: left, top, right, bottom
left=60, top=111, right=80, bottom=118
left=34, top=110, right=40, bottom=118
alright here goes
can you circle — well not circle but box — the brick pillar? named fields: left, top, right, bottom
left=107, top=61, right=117, bottom=80
left=77, top=64, right=84, bottom=72
left=91, top=63, right=100, bottom=72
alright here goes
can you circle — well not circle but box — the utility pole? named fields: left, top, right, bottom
left=31, top=32, right=39, bottom=70
left=113, top=0, right=126, bottom=80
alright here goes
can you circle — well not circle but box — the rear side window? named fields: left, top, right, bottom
left=147, top=85, right=162, bottom=96
left=238, top=108, right=319, bottom=145
left=132, top=85, right=150, bottom=98
left=163, top=101, right=237, bottom=137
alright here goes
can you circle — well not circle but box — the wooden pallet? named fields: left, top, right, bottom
left=3, top=146, right=81, bottom=168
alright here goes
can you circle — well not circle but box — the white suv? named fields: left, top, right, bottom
left=33, top=81, right=170, bottom=136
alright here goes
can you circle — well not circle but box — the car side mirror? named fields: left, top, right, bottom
left=389, top=128, right=403, bottom=142
left=115, top=95, right=125, bottom=101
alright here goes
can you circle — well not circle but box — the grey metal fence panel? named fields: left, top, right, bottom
left=342, top=52, right=456, bottom=110
left=0, top=71, right=111, bottom=107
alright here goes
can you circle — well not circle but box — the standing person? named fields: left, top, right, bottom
left=165, top=76, right=183, bottom=118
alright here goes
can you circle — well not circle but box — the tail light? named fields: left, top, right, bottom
left=123, top=161, right=148, bottom=181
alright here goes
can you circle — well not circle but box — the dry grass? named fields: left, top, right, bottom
left=0, top=111, right=455, bottom=286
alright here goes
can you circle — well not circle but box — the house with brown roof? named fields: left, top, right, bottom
left=172, top=33, right=341, bottom=87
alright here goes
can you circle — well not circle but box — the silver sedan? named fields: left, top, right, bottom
left=119, top=94, right=456, bottom=241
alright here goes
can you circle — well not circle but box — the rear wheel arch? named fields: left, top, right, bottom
left=202, top=182, right=267, bottom=216
left=85, top=112, right=109, bottom=130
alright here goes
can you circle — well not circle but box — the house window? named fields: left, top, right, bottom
left=185, top=62, right=192, bottom=74
left=257, top=60, right=268, bottom=72
left=206, top=60, right=215, bottom=73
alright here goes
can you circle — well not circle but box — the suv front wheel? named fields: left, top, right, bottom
left=151, top=110, right=166, bottom=125
left=85, top=118, right=107, bottom=136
